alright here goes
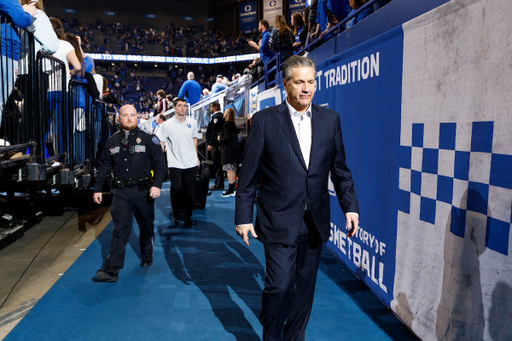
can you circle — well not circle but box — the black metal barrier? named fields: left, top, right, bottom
left=68, top=79, right=113, bottom=187
left=0, top=18, right=32, bottom=148
left=0, top=16, right=111, bottom=244
left=37, top=51, right=67, bottom=166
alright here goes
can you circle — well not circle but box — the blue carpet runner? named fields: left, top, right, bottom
left=4, top=181, right=417, bottom=340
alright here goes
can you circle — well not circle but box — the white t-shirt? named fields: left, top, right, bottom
left=93, top=74, right=104, bottom=96
left=49, top=40, right=74, bottom=92
left=157, top=115, right=198, bottom=169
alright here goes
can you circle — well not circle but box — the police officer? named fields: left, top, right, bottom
left=206, top=101, right=225, bottom=190
left=93, top=104, right=166, bottom=282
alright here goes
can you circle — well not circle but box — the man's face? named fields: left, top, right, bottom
left=119, top=106, right=138, bottom=131
left=210, top=105, right=218, bottom=113
left=175, top=101, right=187, bottom=116
left=283, top=66, right=316, bottom=112
left=258, top=22, right=263, bottom=33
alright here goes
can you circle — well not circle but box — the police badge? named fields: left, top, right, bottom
left=136, top=137, right=142, bottom=144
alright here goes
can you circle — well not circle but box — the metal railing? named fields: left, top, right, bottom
left=0, top=15, right=110, bottom=183
left=138, top=77, right=252, bottom=135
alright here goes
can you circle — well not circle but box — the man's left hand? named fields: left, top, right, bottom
left=149, top=186, right=161, bottom=199
left=345, top=213, right=359, bottom=238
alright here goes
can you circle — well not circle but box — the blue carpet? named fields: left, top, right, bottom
left=4, top=181, right=417, bottom=340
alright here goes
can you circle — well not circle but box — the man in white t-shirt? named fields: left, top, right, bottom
left=157, top=97, right=199, bottom=226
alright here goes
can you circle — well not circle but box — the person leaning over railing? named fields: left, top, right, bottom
left=18, top=0, right=58, bottom=69
left=291, top=12, right=307, bottom=52
left=0, top=0, right=35, bottom=129
left=268, top=15, right=294, bottom=63
left=47, top=17, right=82, bottom=154
left=345, top=0, right=374, bottom=29
left=17, top=0, right=58, bottom=154
left=312, top=0, right=351, bottom=40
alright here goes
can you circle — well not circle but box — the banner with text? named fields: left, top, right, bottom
left=86, top=53, right=259, bottom=65
left=239, top=1, right=257, bottom=34
left=314, top=27, right=404, bottom=307
left=263, top=0, right=283, bottom=23
left=316, top=1, right=512, bottom=340
left=288, top=0, right=306, bottom=21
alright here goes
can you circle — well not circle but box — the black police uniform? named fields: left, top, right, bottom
left=95, top=127, right=166, bottom=273
left=205, top=111, right=225, bottom=189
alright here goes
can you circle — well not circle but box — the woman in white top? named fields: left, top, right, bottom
left=18, top=0, right=59, bottom=74
left=49, top=17, right=81, bottom=93
left=46, top=17, right=82, bottom=155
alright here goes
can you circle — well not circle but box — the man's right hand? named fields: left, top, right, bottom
left=207, top=145, right=212, bottom=152
left=236, top=223, right=258, bottom=246
left=93, top=193, right=103, bottom=205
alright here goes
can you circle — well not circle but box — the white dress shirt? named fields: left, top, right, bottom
left=286, top=100, right=312, bottom=168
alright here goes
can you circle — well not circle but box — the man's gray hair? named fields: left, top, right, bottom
left=282, top=55, right=316, bottom=83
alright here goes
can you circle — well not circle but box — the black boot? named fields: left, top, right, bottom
left=221, top=183, right=236, bottom=197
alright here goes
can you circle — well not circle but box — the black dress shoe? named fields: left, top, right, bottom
left=95, top=269, right=118, bottom=282
left=184, top=217, right=193, bottom=226
left=172, top=216, right=180, bottom=225
left=141, top=258, right=153, bottom=268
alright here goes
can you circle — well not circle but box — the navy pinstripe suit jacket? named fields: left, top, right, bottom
left=235, top=101, right=359, bottom=246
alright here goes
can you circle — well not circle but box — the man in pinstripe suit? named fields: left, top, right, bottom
left=235, top=55, right=359, bottom=341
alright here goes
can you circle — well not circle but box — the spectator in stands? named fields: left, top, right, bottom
left=152, top=113, right=166, bottom=136
left=48, top=18, right=82, bottom=154
left=313, top=0, right=351, bottom=40
left=63, top=34, right=86, bottom=77
left=165, top=94, right=174, bottom=111
left=248, top=57, right=263, bottom=82
left=218, top=108, right=239, bottom=198
left=248, top=19, right=274, bottom=65
left=210, top=75, right=227, bottom=95
left=291, top=12, right=307, bottom=51
left=269, top=15, right=294, bottom=63
left=18, top=0, right=58, bottom=72
left=345, top=0, right=374, bottom=29
left=222, top=76, right=231, bottom=88
left=93, top=74, right=107, bottom=100
left=64, top=33, right=90, bottom=162
left=92, top=73, right=108, bottom=146
left=0, top=0, right=35, bottom=128
left=202, top=88, right=210, bottom=99
left=177, top=71, right=201, bottom=106
left=50, top=18, right=82, bottom=82
left=239, top=68, right=252, bottom=85
left=156, top=89, right=170, bottom=115
left=306, top=1, right=317, bottom=42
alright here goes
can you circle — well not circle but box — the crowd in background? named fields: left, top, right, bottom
left=0, top=0, right=390, bottom=142
left=58, top=17, right=255, bottom=58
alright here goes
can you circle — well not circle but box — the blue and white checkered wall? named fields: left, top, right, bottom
left=399, top=121, right=512, bottom=256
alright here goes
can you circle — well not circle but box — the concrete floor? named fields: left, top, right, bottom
left=0, top=206, right=111, bottom=340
